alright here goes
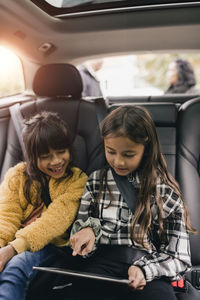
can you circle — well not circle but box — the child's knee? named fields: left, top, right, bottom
left=2, top=251, right=38, bottom=279
left=3, top=252, right=29, bottom=272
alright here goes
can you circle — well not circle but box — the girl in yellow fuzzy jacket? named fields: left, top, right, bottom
left=0, top=111, right=87, bottom=300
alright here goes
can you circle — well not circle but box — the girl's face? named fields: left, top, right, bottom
left=104, top=135, right=145, bottom=176
left=37, top=148, right=70, bottom=179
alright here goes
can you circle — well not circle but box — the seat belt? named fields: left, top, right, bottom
left=111, top=168, right=137, bottom=214
left=9, top=103, right=25, bottom=156
left=111, top=168, right=160, bottom=249
left=111, top=168, right=187, bottom=292
left=41, top=176, right=52, bottom=207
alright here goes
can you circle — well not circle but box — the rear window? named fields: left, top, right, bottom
left=0, top=46, right=25, bottom=98
left=78, top=53, right=200, bottom=97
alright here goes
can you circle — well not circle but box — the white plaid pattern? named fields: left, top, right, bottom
left=76, top=168, right=191, bottom=282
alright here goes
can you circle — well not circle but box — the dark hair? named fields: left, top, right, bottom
left=22, top=111, right=74, bottom=204
left=101, top=106, right=167, bottom=178
left=175, top=58, right=196, bottom=87
left=98, top=105, right=196, bottom=248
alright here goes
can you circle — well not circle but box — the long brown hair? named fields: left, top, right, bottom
left=22, top=111, right=74, bottom=204
left=99, top=105, right=196, bottom=248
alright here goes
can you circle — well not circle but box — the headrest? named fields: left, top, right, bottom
left=33, top=63, right=83, bottom=98
left=141, top=103, right=178, bottom=126
left=110, top=103, right=178, bottom=126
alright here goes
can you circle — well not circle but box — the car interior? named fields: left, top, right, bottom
left=0, top=1, right=200, bottom=299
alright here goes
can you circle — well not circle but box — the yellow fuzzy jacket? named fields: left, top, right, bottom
left=0, top=162, right=87, bottom=254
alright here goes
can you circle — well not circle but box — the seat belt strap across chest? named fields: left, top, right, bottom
left=9, top=103, right=25, bottom=156
left=111, top=169, right=137, bottom=214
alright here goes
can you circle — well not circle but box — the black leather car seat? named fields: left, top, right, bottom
left=176, top=97, right=200, bottom=299
left=0, top=63, right=107, bottom=182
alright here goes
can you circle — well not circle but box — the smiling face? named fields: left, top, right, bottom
left=104, top=135, right=145, bottom=176
left=37, top=148, right=70, bottom=179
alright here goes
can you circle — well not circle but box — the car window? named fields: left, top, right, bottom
left=78, top=53, right=200, bottom=97
left=0, top=46, right=25, bottom=98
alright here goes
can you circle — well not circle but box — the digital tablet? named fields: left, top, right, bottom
left=33, top=266, right=130, bottom=286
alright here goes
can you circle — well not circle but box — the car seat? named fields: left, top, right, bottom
left=176, top=96, right=200, bottom=300
left=0, top=63, right=107, bottom=182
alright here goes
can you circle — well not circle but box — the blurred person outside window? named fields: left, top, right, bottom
left=165, top=58, right=200, bottom=94
left=79, top=59, right=103, bottom=97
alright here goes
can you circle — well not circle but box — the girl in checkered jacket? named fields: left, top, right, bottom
left=70, top=105, right=195, bottom=300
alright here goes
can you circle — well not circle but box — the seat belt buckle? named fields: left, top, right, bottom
left=171, top=278, right=187, bottom=292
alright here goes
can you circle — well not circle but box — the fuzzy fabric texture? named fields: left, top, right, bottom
left=0, top=162, right=87, bottom=253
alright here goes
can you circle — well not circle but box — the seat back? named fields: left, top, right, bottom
left=0, top=108, right=10, bottom=173
left=0, top=64, right=107, bottom=182
left=75, top=97, right=107, bottom=174
left=177, top=97, right=200, bottom=265
left=176, top=97, right=200, bottom=298
left=108, top=94, right=199, bottom=105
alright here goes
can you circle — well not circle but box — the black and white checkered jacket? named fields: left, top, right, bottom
left=73, top=168, right=191, bottom=282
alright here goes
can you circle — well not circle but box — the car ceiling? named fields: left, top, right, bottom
left=1, top=0, right=200, bottom=65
